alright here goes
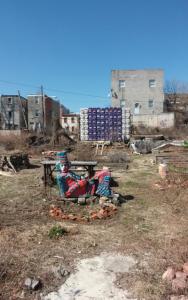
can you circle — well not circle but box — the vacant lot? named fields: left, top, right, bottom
left=0, top=154, right=188, bottom=299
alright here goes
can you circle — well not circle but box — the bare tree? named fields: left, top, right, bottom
left=164, top=79, right=179, bottom=105
left=164, top=79, right=188, bottom=107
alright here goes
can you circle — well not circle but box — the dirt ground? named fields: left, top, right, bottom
left=0, top=153, right=188, bottom=300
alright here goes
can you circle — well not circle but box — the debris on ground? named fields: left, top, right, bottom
left=57, top=266, right=70, bottom=278
left=162, top=262, right=188, bottom=296
left=0, top=152, right=30, bottom=172
left=26, top=135, right=51, bottom=147
left=154, top=177, right=188, bottom=190
left=131, top=138, right=188, bottom=155
left=24, top=277, right=42, bottom=291
left=49, top=202, right=117, bottom=222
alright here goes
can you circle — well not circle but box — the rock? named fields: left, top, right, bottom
left=183, top=262, right=188, bottom=275
left=31, top=279, right=41, bottom=290
left=162, top=267, right=175, bottom=281
left=99, top=196, right=108, bottom=206
left=176, top=271, right=187, bottom=280
left=172, top=277, right=187, bottom=292
left=24, top=277, right=41, bottom=290
left=78, top=197, right=86, bottom=205
left=112, top=193, right=120, bottom=205
left=170, top=296, right=188, bottom=300
left=58, top=266, right=70, bottom=277
left=24, top=277, right=32, bottom=289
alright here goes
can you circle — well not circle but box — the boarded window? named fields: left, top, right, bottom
left=148, top=99, right=154, bottom=108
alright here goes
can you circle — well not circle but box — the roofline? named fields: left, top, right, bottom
left=1, top=94, right=27, bottom=100
left=61, top=114, right=80, bottom=117
left=111, top=68, right=164, bottom=72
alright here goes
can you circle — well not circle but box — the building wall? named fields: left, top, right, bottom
left=60, top=104, right=70, bottom=115
left=132, top=112, right=174, bottom=128
left=28, top=95, right=44, bottom=131
left=61, top=114, right=80, bottom=133
left=0, top=95, right=27, bottom=129
left=28, top=95, right=60, bottom=134
left=111, top=69, right=164, bottom=114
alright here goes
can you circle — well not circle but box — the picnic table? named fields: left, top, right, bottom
left=41, top=160, right=98, bottom=187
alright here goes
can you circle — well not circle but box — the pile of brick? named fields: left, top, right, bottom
left=49, top=203, right=117, bottom=222
left=162, top=262, right=188, bottom=299
left=154, top=178, right=188, bottom=190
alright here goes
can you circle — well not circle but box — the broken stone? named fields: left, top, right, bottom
left=175, top=271, right=187, bottom=280
left=162, top=267, right=175, bottom=281
left=78, top=198, right=86, bottom=205
left=183, top=262, right=188, bottom=275
left=24, top=277, right=41, bottom=290
left=111, top=193, right=120, bottom=205
left=24, top=277, right=32, bottom=289
left=170, top=296, right=188, bottom=300
left=31, top=279, right=41, bottom=290
left=99, top=196, right=108, bottom=206
left=57, top=266, right=70, bottom=277
left=172, top=277, right=187, bottom=292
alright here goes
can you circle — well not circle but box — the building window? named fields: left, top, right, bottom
left=119, top=80, right=126, bottom=89
left=134, top=103, right=140, bottom=114
left=148, top=99, right=154, bottom=108
left=7, top=97, right=12, bottom=104
left=72, top=126, right=74, bottom=132
left=64, top=118, right=67, bottom=123
left=35, top=110, right=39, bottom=117
left=71, top=117, right=75, bottom=123
left=120, top=99, right=126, bottom=107
left=35, top=96, right=40, bottom=104
left=149, top=79, right=156, bottom=88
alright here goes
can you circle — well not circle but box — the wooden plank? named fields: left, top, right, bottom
left=41, top=160, right=98, bottom=166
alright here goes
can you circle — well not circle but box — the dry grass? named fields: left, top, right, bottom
left=0, top=154, right=188, bottom=299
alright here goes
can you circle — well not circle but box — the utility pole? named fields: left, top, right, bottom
left=41, top=85, right=45, bottom=134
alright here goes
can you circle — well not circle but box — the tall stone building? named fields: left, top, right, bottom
left=0, top=95, right=27, bottom=130
left=111, top=69, right=164, bottom=115
left=27, top=94, right=60, bottom=134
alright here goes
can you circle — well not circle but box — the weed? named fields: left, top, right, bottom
left=48, top=225, right=68, bottom=239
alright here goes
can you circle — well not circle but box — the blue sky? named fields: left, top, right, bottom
left=0, top=0, right=187, bottom=112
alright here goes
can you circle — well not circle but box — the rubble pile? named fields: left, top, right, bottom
left=49, top=203, right=117, bottom=222
left=154, top=178, right=188, bottom=190
left=0, top=152, right=30, bottom=172
left=162, top=263, right=188, bottom=298
left=26, top=135, right=50, bottom=146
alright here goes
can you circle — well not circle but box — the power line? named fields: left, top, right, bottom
left=0, top=79, right=109, bottom=99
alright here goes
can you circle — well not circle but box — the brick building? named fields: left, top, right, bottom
left=61, top=114, right=80, bottom=135
left=27, top=94, right=60, bottom=134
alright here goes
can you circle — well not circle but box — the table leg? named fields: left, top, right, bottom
left=44, top=165, right=47, bottom=187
